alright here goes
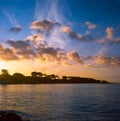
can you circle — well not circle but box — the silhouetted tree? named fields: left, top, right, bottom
left=62, top=76, right=67, bottom=80
left=49, top=74, right=56, bottom=80
left=43, top=73, right=47, bottom=77
left=1, top=69, right=9, bottom=75
left=31, top=71, right=43, bottom=77
left=55, top=75, right=60, bottom=79
left=37, top=72, right=43, bottom=77
left=13, top=73, right=25, bottom=78
left=31, top=71, right=38, bottom=77
left=0, top=69, right=109, bottom=84
left=49, top=74, right=59, bottom=80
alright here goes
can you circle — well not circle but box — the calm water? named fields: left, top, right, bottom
left=0, top=84, right=120, bottom=121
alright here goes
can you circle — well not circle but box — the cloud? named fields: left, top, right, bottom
left=0, top=44, right=18, bottom=61
left=115, top=37, right=120, bottom=43
left=9, top=25, right=22, bottom=33
left=31, top=20, right=53, bottom=31
left=7, top=39, right=30, bottom=49
left=36, top=46, right=66, bottom=62
left=0, top=38, right=84, bottom=65
left=106, top=27, right=114, bottom=40
left=7, top=39, right=36, bottom=59
left=2, top=8, right=22, bottom=33
left=1, top=38, right=120, bottom=68
left=30, top=19, right=61, bottom=34
left=61, top=26, right=80, bottom=39
left=5, top=38, right=65, bottom=61
left=27, top=34, right=44, bottom=41
left=34, top=0, right=63, bottom=24
left=98, top=38, right=105, bottom=45
left=67, top=50, right=83, bottom=64
left=85, top=21, right=97, bottom=29
left=95, top=54, right=120, bottom=67
left=61, top=26, right=94, bottom=42
left=61, top=26, right=72, bottom=33
left=109, top=37, right=120, bottom=45
left=3, top=9, right=18, bottom=26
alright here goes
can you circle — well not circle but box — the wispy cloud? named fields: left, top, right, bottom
left=34, top=0, right=63, bottom=23
left=2, top=8, right=22, bottom=33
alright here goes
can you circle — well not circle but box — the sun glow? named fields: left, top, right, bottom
left=0, top=61, right=5, bottom=70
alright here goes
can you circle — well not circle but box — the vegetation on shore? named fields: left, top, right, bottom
left=0, top=69, right=110, bottom=84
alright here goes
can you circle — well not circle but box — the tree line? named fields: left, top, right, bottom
left=0, top=69, right=110, bottom=84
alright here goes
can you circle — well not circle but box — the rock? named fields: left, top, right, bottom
left=0, top=111, right=24, bottom=121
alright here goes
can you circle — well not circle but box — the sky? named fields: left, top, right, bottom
left=0, top=0, right=120, bottom=82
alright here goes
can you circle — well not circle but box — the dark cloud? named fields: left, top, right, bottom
left=1, top=35, right=120, bottom=68
left=67, top=50, right=83, bottom=64
left=7, top=39, right=36, bottom=59
left=31, top=20, right=94, bottom=42
left=0, top=44, right=18, bottom=61
left=3, top=37, right=82, bottom=65
left=5, top=38, right=65, bottom=60
left=7, top=40, right=30, bottom=49
left=9, top=26, right=22, bottom=33
left=30, top=20, right=61, bottom=34
left=61, top=26, right=94, bottom=42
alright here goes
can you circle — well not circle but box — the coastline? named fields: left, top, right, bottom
left=0, top=76, right=110, bottom=84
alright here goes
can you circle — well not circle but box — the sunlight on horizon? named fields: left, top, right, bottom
left=0, top=61, right=5, bottom=70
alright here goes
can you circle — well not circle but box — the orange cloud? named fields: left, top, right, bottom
left=85, top=21, right=97, bottom=29
left=30, top=20, right=61, bottom=34
left=0, top=44, right=18, bottom=61
left=98, top=38, right=105, bottom=45
left=67, top=50, right=83, bottom=64
left=106, top=27, right=114, bottom=40
left=95, top=54, right=120, bottom=67
left=61, top=26, right=72, bottom=33
left=61, top=26, right=94, bottom=42
left=27, top=34, right=44, bottom=41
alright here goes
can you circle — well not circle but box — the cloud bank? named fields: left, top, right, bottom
left=0, top=0, right=120, bottom=70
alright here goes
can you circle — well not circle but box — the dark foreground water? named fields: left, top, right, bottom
left=0, top=84, right=120, bottom=121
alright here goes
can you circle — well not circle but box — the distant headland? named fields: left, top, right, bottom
left=0, top=69, right=110, bottom=84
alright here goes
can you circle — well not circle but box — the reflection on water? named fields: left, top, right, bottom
left=0, top=84, right=120, bottom=121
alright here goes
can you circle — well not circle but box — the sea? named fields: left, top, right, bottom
left=0, top=84, right=120, bottom=121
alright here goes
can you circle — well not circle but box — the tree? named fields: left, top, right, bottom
left=49, top=74, right=59, bottom=80
left=62, top=76, right=67, bottom=80
left=31, top=71, right=43, bottom=77
left=31, top=71, right=38, bottom=77
left=13, top=73, right=25, bottom=78
left=1, top=69, right=9, bottom=75
left=37, top=72, right=43, bottom=77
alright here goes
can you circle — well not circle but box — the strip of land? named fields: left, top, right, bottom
left=0, top=69, right=110, bottom=84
